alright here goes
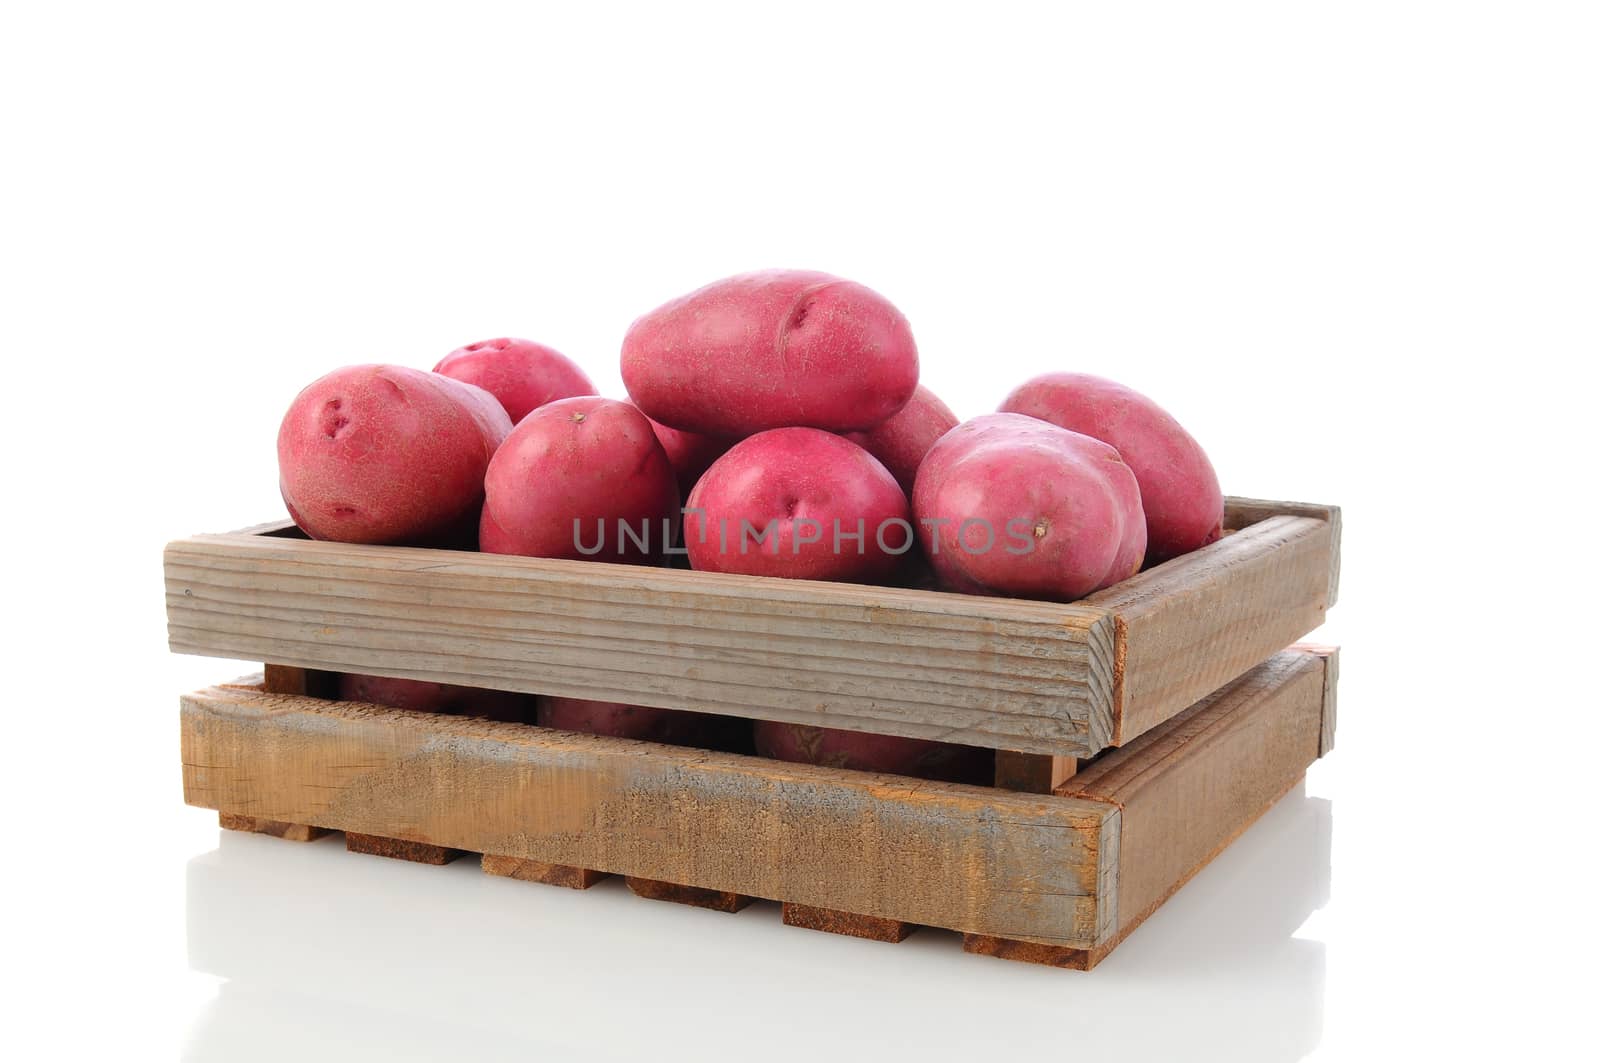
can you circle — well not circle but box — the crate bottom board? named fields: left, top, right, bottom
left=186, top=648, right=1335, bottom=968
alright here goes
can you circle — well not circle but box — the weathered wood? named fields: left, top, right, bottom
left=482, top=855, right=607, bottom=889
left=167, top=534, right=1116, bottom=757
left=218, top=812, right=328, bottom=842
left=1293, top=643, right=1341, bottom=756
left=1059, top=649, right=1329, bottom=954
left=169, top=495, right=1336, bottom=756
left=994, top=752, right=1077, bottom=793
left=345, top=833, right=462, bottom=865
left=1085, top=515, right=1334, bottom=743
left=180, top=684, right=1119, bottom=947
left=961, top=933, right=1100, bottom=970
left=783, top=903, right=916, bottom=942
left=626, top=877, right=754, bottom=913
left=1225, top=497, right=1341, bottom=607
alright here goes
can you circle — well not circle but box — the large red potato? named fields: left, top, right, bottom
left=538, top=697, right=748, bottom=751
left=277, top=364, right=511, bottom=545
left=434, top=337, right=597, bottom=424
left=684, top=428, right=910, bottom=583
left=337, top=673, right=533, bottom=722
left=913, top=413, right=1146, bottom=601
left=999, top=373, right=1223, bottom=563
left=752, top=720, right=992, bottom=784
left=622, top=270, right=919, bottom=436
left=843, top=384, right=959, bottom=496
left=480, top=396, right=679, bottom=563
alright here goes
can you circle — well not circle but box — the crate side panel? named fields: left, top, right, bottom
left=180, top=688, right=1117, bottom=947
left=1063, top=650, right=1329, bottom=934
left=1087, top=515, right=1334, bottom=743
left=166, top=536, right=1113, bottom=756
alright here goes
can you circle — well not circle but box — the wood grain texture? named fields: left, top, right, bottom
left=1225, top=497, right=1341, bottom=607
left=167, top=534, right=1115, bottom=757
left=1086, top=515, right=1335, bottom=743
left=625, top=878, right=754, bottom=913
left=994, top=752, right=1077, bottom=793
left=1060, top=649, right=1330, bottom=948
left=180, top=686, right=1119, bottom=947
left=482, top=855, right=607, bottom=889
left=782, top=903, right=916, bottom=942
left=218, top=812, right=328, bottom=842
left=961, top=933, right=1100, bottom=970
left=345, top=833, right=462, bottom=865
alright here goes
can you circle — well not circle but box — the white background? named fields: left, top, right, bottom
left=3, top=2, right=1596, bottom=1059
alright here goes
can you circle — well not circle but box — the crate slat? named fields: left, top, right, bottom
left=165, top=496, right=1336, bottom=756
left=180, top=686, right=1121, bottom=948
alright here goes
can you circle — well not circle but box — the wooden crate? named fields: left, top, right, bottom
left=165, top=496, right=1338, bottom=758
left=181, top=647, right=1334, bottom=969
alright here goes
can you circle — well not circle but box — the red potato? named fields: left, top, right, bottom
left=843, top=384, right=959, bottom=496
left=538, top=697, right=748, bottom=751
left=684, top=428, right=910, bottom=583
left=480, top=396, right=679, bottom=564
left=643, top=413, right=735, bottom=498
left=622, top=269, right=919, bottom=436
left=277, top=364, right=512, bottom=545
left=999, top=373, right=1223, bottom=563
left=913, top=413, right=1146, bottom=601
left=752, top=720, right=992, bottom=784
left=434, top=338, right=597, bottom=424
left=337, top=673, right=533, bottom=722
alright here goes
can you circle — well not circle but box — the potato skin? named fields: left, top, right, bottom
left=434, top=337, right=597, bottom=424
left=277, top=364, right=511, bottom=545
left=684, top=428, right=910, bottom=583
left=622, top=269, right=919, bottom=435
left=752, top=721, right=992, bottom=784
left=1000, top=373, right=1223, bottom=563
left=479, top=396, right=679, bottom=564
left=913, top=413, right=1146, bottom=601
left=642, top=412, right=735, bottom=498
left=842, top=384, right=959, bottom=496
left=537, top=697, right=748, bottom=751
left=336, top=673, right=533, bottom=722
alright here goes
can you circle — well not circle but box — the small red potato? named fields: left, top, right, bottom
left=537, top=697, right=747, bottom=750
left=480, top=396, right=679, bottom=564
left=752, top=721, right=992, bottom=784
left=842, top=384, right=959, bottom=496
left=999, top=373, right=1223, bottom=563
left=277, top=364, right=511, bottom=545
left=434, top=337, right=597, bottom=424
left=622, top=269, right=919, bottom=436
left=337, top=673, right=533, bottom=722
left=913, top=413, right=1146, bottom=601
left=643, top=413, right=735, bottom=498
left=684, top=428, right=910, bottom=583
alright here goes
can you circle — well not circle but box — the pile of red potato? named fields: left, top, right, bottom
left=276, top=270, right=1223, bottom=782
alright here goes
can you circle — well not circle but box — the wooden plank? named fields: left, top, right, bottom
left=994, top=752, right=1077, bottom=793
left=166, top=533, right=1115, bottom=757
left=782, top=903, right=916, bottom=942
left=1060, top=649, right=1330, bottom=953
left=179, top=684, right=1120, bottom=948
left=626, top=877, right=754, bottom=913
left=1086, top=515, right=1334, bottom=743
left=218, top=812, right=328, bottom=842
left=1225, top=497, right=1341, bottom=607
left=482, top=855, right=607, bottom=889
left=346, top=833, right=462, bottom=865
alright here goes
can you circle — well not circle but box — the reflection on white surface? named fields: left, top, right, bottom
left=184, top=786, right=1331, bottom=1062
